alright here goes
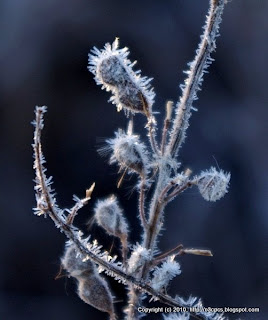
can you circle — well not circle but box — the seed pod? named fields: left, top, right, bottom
left=94, top=195, right=128, bottom=239
left=103, top=130, right=149, bottom=177
left=77, top=273, right=115, bottom=319
left=88, top=38, right=155, bottom=115
left=98, top=55, right=126, bottom=86
left=195, top=167, right=230, bottom=202
left=61, top=244, right=94, bottom=277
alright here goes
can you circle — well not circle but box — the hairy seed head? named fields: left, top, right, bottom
left=102, top=129, right=149, bottom=177
left=61, top=244, right=95, bottom=277
left=77, top=274, right=115, bottom=317
left=88, top=38, right=155, bottom=115
left=195, top=167, right=230, bottom=202
left=94, top=195, right=128, bottom=239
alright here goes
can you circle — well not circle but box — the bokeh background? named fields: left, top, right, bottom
left=0, top=0, right=267, bottom=319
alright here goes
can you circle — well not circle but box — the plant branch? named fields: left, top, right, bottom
left=167, top=0, right=226, bottom=157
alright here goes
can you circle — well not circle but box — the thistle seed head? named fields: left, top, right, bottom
left=88, top=38, right=155, bottom=115
left=195, top=167, right=230, bottom=202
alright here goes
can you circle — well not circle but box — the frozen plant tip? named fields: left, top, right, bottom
left=195, top=167, right=230, bottom=202
left=88, top=38, right=155, bottom=115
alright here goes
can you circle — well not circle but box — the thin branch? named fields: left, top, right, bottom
left=139, top=177, right=149, bottom=230
left=66, top=183, right=95, bottom=225
left=164, top=181, right=194, bottom=203
left=167, top=0, right=226, bottom=157
left=146, top=115, right=160, bottom=156
left=154, top=244, right=183, bottom=262
left=160, top=101, right=173, bottom=155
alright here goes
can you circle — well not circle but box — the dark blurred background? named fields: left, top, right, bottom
left=0, top=0, right=267, bottom=319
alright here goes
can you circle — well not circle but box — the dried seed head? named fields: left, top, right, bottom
left=94, top=195, right=128, bottom=239
left=195, top=167, right=230, bottom=202
left=88, top=38, right=155, bottom=115
left=77, top=272, right=115, bottom=318
left=102, top=129, right=149, bottom=177
left=151, top=255, right=181, bottom=292
left=61, top=244, right=95, bottom=277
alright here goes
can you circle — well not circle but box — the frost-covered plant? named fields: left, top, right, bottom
left=32, top=1, right=231, bottom=319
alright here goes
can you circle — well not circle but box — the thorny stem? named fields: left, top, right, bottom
left=33, top=107, right=204, bottom=320
left=167, top=0, right=226, bottom=157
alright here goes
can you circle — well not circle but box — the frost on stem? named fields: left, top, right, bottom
left=195, top=167, right=230, bottom=202
left=101, top=129, right=149, bottom=177
left=88, top=38, right=155, bottom=116
left=151, top=255, right=181, bottom=292
left=168, top=0, right=226, bottom=157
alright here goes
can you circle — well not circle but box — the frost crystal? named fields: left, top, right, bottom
left=88, top=38, right=155, bottom=115
left=196, top=167, right=230, bottom=202
left=151, top=255, right=181, bottom=292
